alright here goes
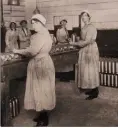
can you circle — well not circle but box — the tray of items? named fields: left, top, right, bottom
left=50, top=44, right=79, bottom=55
left=1, top=53, right=22, bottom=65
left=1, top=44, right=79, bottom=65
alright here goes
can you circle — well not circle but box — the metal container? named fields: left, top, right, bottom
left=9, top=97, right=20, bottom=118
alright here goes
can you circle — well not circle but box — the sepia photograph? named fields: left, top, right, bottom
left=1, top=0, right=118, bottom=127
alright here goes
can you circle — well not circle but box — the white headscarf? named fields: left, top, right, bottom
left=31, top=14, right=46, bottom=25
left=81, top=10, right=91, bottom=18
left=80, top=10, right=91, bottom=28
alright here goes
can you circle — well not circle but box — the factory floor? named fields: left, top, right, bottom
left=12, top=80, right=118, bottom=127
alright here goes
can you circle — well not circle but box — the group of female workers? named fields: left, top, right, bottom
left=6, top=10, right=99, bottom=126
left=5, top=20, right=31, bottom=52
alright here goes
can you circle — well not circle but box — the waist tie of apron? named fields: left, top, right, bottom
left=33, top=53, right=49, bottom=60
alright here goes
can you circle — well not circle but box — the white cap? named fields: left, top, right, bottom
left=31, top=14, right=46, bottom=25
left=81, top=10, right=91, bottom=17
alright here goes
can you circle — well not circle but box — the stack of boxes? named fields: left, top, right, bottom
left=99, top=57, right=118, bottom=88
left=75, top=57, right=118, bottom=88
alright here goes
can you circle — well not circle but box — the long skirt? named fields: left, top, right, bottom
left=24, top=55, right=56, bottom=111
left=77, top=42, right=99, bottom=89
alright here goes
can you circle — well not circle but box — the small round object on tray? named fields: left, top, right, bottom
left=14, top=54, right=19, bottom=59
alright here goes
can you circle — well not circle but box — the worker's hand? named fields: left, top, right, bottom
left=69, top=41, right=74, bottom=45
left=13, top=49, right=19, bottom=54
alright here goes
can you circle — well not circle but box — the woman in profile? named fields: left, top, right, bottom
left=5, top=22, right=19, bottom=52
left=70, top=10, right=99, bottom=100
left=13, top=14, right=56, bottom=126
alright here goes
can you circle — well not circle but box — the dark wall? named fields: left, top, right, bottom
left=96, top=30, right=118, bottom=57
left=1, top=26, right=6, bottom=53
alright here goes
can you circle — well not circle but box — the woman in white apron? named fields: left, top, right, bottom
left=13, top=14, right=56, bottom=126
left=56, top=19, right=69, bottom=44
left=70, top=10, right=99, bottom=100
left=5, top=22, right=19, bottom=52
left=56, top=20, right=73, bottom=81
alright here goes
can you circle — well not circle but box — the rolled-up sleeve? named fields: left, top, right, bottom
left=18, top=34, right=44, bottom=57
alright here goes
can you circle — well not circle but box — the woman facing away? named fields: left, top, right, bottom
left=5, top=22, right=19, bottom=52
left=13, top=14, right=56, bottom=126
left=70, top=10, right=100, bottom=100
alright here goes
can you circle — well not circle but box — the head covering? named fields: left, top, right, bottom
left=60, top=19, right=67, bottom=24
left=31, top=14, right=46, bottom=25
left=80, top=10, right=91, bottom=29
left=80, top=10, right=91, bottom=18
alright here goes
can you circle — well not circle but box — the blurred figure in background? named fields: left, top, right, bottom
left=5, top=22, right=19, bottom=52
left=18, top=20, right=31, bottom=49
left=56, top=19, right=69, bottom=44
